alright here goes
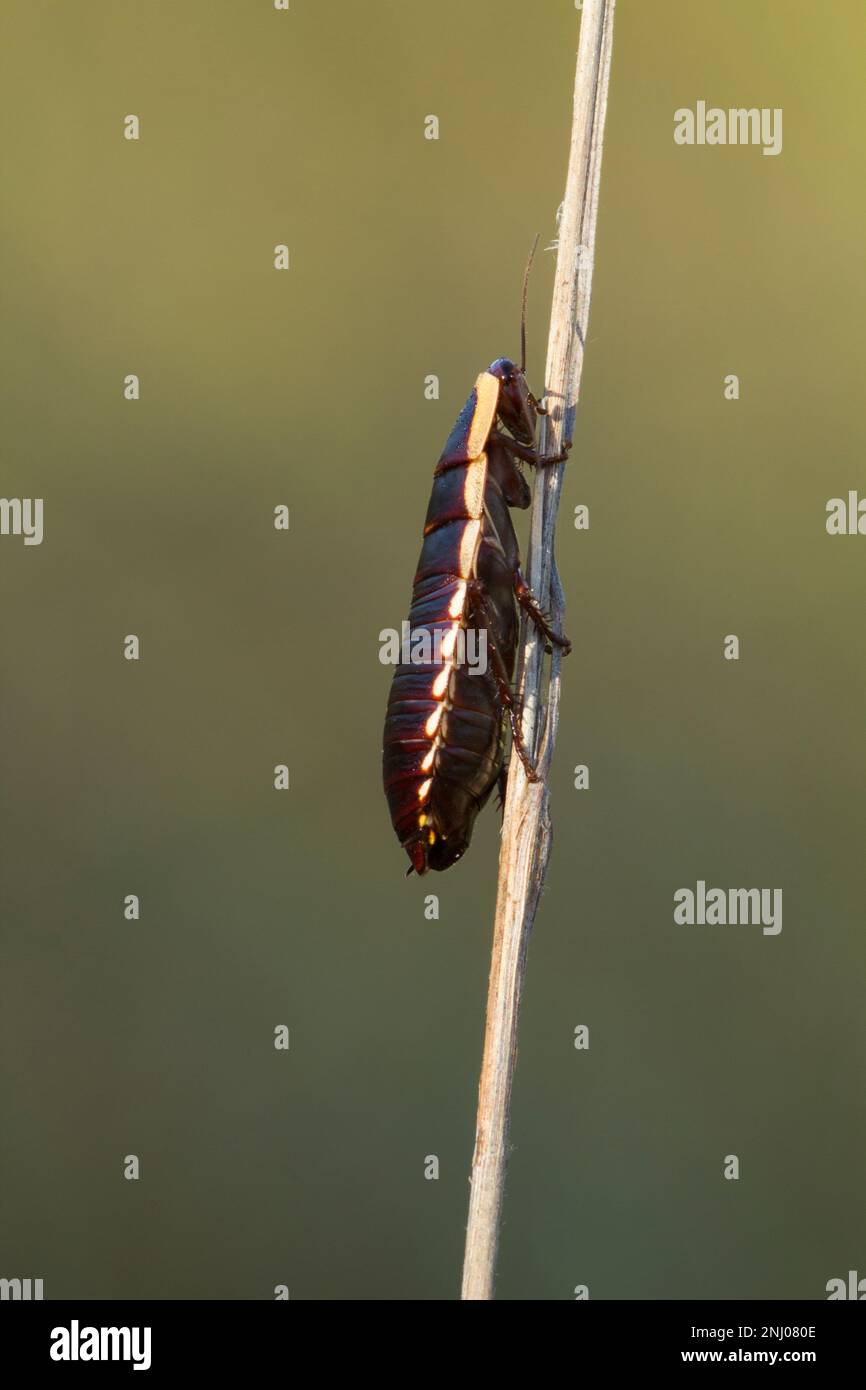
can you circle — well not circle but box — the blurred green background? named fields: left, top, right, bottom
left=2, top=0, right=864, bottom=1300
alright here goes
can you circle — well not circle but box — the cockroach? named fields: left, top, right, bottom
left=382, top=247, right=572, bottom=875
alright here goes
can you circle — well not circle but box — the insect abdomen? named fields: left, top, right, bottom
left=383, top=372, right=508, bottom=874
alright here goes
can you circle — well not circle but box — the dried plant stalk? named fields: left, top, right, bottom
left=461, top=0, right=616, bottom=1302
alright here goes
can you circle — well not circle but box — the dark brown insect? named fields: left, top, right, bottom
left=382, top=256, right=571, bottom=875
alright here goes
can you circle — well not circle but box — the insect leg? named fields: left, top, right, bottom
left=513, top=568, right=572, bottom=653
left=494, top=432, right=572, bottom=469
left=468, top=581, right=540, bottom=785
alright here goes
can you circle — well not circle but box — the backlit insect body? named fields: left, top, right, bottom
left=382, top=258, right=571, bottom=875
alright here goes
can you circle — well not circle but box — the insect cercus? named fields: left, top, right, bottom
left=383, top=249, right=572, bottom=875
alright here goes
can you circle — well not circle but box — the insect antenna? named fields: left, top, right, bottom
left=520, top=233, right=540, bottom=374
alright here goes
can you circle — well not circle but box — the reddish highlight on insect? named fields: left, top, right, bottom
left=382, top=246, right=572, bottom=875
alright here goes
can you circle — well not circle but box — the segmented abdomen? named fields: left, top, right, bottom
left=383, top=451, right=502, bottom=863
